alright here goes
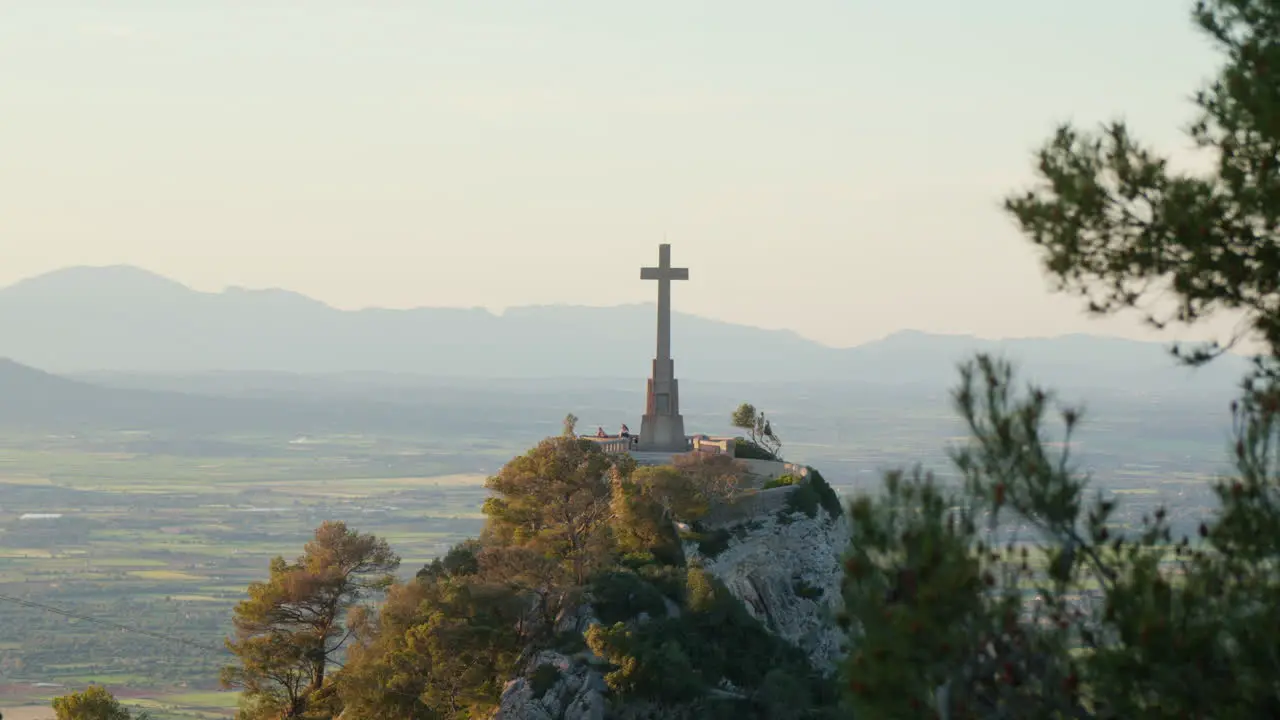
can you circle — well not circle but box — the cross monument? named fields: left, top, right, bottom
left=638, top=243, right=689, bottom=451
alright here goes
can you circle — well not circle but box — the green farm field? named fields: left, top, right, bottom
left=0, top=432, right=506, bottom=719
left=0, top=383, right=1236, bottom=717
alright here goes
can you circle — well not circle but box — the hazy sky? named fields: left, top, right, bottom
left=1, top=2, right=1233, bottom=347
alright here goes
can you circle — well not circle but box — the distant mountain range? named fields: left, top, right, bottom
left=0, top=356, right=573, bottom=436
left=0, top=265, right=1253, bottom=392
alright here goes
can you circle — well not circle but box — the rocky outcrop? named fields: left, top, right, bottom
left=495, top=650, right=608, bottom=720
left=493, top=468, right=851, bottom=718
left=493, top=605, right=611, bottom=720
left=686, top=488, right=852, bottom=672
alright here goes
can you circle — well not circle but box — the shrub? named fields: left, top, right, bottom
left=585, top=566, right=836, bottom=713
left=51, top=686, right=143, bottom=720
left=733, top=438, right=778, bottom=460
left=792, top=579, right=824, bottom=600
left=552, top=629, right=588, bottom=654
left=680, top=571, right=824, bottom=694
left=805, top=468, right=843, bottom=519
left=590, top=570, right=670, bottom=625
left=763, top=474, right=799, bottom=489
left=695, top=527, right=734, bottom=558
left=530, top=663, right=563, bottom=699
left=417, top=539, right=481, bottom=581
left=585, top=621, right=703, bottom=702
left=637, top=563, right=688, bottom=604
left=775, top=471, right=842, bottom=522
left=783, top=484, right=820, bottom=519
left=841, top=355, right=1280, bottom=717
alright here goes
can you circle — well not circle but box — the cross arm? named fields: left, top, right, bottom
left=640, top=267, right=690, bottom=280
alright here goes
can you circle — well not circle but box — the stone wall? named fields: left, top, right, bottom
left=698, top=485, right=796, bottom=528
left=690, top=436, right=735, bottom=456
left=732, top=459, right=811, bottom=491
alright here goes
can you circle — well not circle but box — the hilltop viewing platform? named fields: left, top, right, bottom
left=581, top=424, right=821, bottom=528
left=578, top=430, right=737, bottom=453
left=574, top=243, right=747, bottom=467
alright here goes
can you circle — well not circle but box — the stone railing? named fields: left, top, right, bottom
left=581, top=435, right=638, bottom=454
left=691, top=436, right=736, bottom=456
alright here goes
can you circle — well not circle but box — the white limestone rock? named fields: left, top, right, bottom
left=494, top=474, right=852, bottom=720
left=686, top=494, right=852, bottom=672
left=494, top=651, right=608, bottom=720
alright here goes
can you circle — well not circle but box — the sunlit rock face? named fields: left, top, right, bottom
left=495, top=650, right=608, bottom=720
left=493, top=469, right=852, bottom=719
left=685, top=489, right=852, bottom=672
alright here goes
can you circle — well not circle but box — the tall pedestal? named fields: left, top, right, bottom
left=637, top=244, right=690, bottom=452
left=638, top=358, right=687, bottom=451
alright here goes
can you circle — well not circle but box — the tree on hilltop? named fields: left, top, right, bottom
left=842, top=2, right=1280, bottom=715
left=483, top=434, right=617, bottom=585
left=337, top=564, right=528, bottom=719
left=221, top=521, right=398, bottom=719
left=672, top=452, right=748, bottom=503
left=477, top=543, right=578, bottom=635
left=631, top=465, right=712, bottom=522
left=51, top=686, right=147, bottom=720
left=731, top=403, right=758, bottom=435
left=731, top=403, right=782, bottom=459
left=416, top=537, right=481, bottom=583
left=218, top=424, right=848, bottom=718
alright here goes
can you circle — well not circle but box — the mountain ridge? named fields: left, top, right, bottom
left=0, top=265, right=1163, bottom=349
left=0, top=265, right=1252, bottom=391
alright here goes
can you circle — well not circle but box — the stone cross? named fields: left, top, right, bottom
left=639, top=243, right=689, bottom=363
left=637, top=243, right=689, bottom=451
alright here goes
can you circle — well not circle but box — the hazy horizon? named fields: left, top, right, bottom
left=1, top=263, right=1255, bottom=354
left=2, top=2, right=1236, bottom=348
left=2, top=5, right=1269, bottom=713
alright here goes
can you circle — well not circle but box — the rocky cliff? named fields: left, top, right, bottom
left=493, top=467, right=850, bottom=720
left=495, top=648, right=609, bottom=720
left=687, top=490, right=851, bottom=672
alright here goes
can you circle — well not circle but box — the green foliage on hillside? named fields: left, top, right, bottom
left=733, top=437, right=779, bottom=460
left=780, top=471, right=842, bottom=523
left=51, top=686, right=149, bottom=720
left=806, top=468, right=843, bottom=519
left=209, top=433, right=838, bottom=718
left=832, top=2, right=1280, bottom=715
left=586, top=564, right=840, bottom=717
left=220, top=521, right=399, bottom=719
left=1003, top=0, right=1280, bottom=372
left=590, top=570, right=671, bottom=625
left=731, top=403, right=783, bottom=459
left=338, top=558, right=529, bottom=719
left=694, top=526, right=735, bottom=558
left=763, top=474, right=799, bottom=489
left=839, top=353, right=1280, bottom=717
left=482, top=435, right=617, bottom=585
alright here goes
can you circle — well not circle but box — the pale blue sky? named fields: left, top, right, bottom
left=1, top=2, right=1229, bottom=346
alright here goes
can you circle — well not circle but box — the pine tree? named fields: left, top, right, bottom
left=482, top=435, right=617, bottom=585
left=221, top=521, right=398, bottom=719
left=51, top=686, right=145, bottom=720
left=843, top=3, right=1280, bottom=714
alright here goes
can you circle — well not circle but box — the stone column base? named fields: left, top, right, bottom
left=638, top=413, right=687, bottom=452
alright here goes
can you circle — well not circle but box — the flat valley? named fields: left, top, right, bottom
left=0, top=370, right=1237, bottom=718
